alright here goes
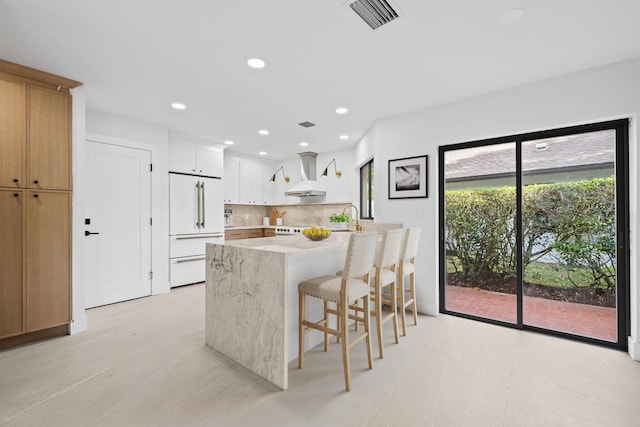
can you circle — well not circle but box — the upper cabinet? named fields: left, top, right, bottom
left=169, top=142, right=223, bottom=178
left=28, top=86, right=72, bottom=190
left=0, top=77, right=26, bottom=188
left=223, top=154, right=275, bottom=205
left=0, top=72, right=72, bottom=191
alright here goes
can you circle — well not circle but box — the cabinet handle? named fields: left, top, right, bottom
left=14, top=193, right=19, bottom=197
left=13, top=178, right=18, bottom=183
left=201, top=181, right=205, bottom=228
left=33, top=180, right=39, bottom=184
left=33, top=194, right=39, bottom=198
left=176, top=257, right=206, bottom=264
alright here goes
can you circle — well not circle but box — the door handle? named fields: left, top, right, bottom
left=196, top=181, right=201, bottom=229
left=201, top=181, right=205, bottom=229
left=85, top=231, right=100, bottom=236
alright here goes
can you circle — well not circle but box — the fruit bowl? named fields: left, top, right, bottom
left=302, top=227, right=331, bottom=241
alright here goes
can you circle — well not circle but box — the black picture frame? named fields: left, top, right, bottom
left=388, top=155, right=428, bottom=199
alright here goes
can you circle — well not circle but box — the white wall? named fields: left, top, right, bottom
left=84, top=111, right=171, bottom=298
left=271, top=148, right=359, bottom=205
left=359, top=57, right=640, bottom=359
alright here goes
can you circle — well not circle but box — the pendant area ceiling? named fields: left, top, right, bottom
left=1, top=0, right=639, bottom=160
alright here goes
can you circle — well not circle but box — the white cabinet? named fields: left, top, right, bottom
left=223, top=154, right=275, bottom=205
left=169, top=142, right=223, bottom=178
left=240, top=159, right=263, bottom=204
left=224, top=156, right=240, bottom=203
left=169, top=174, right=224, bottom=235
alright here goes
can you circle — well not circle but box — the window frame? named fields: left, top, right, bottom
left=360, top=158, right=374, bottom=220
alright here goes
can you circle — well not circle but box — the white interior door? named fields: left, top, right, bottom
left=84, top=141, right=152, bottom=308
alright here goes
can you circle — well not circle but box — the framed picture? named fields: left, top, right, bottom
left=388, top=155, right=428, bottom=199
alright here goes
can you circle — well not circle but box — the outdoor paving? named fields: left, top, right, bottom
left=445, top=285, right=617, bottom=342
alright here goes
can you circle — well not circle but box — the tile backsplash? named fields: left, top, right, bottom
left=225, top=202, right=356, bottom=227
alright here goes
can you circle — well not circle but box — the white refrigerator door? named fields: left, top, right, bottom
left=199, top=177, right=225, bottom=234
left=169, top=174, right=200, bottom=235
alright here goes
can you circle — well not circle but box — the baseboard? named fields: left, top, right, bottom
left=69, top=314, right=88, bottom=335
left=417, top=299, right=439, bottom=316
left=628, top=337, right=640, bottom=361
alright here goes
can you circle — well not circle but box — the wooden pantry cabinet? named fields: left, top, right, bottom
left=0, top=59, right=80, bottom=342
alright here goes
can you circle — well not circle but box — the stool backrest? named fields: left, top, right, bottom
left=400, top=227, right=421, bottom=262
left=375, top=228, right=403, bottom=269
left=341, top=232, right=378, bottom=279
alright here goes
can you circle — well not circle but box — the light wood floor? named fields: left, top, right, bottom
left=1, top=283, right=639, bottom=426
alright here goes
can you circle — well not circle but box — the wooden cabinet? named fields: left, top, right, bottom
left=28, top=86, right=72, bottom=190
left=0, top=77, right=26, bottom=188
left=26, top=191, right=71, bottom=331
left=0, top=189, right=24, bottom=339
left=225, top=228, right=275, bottom=240
left=169, top=142, right=223, bottom=177
left=0, top=60, right=79, bottom=344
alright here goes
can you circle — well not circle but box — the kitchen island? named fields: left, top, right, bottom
left=205, top=233, right=353, bottom=389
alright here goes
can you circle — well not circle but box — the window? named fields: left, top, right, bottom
left=360, top=158, right=374, bottom=219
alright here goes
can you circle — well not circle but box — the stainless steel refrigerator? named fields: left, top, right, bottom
left=169, top=173, right=224, bottom=287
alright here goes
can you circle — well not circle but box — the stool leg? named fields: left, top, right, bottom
left=363, top=293, right=373, bottom=370
left=323, top=300, right=329, bottom=352
left=398, top=269, right=407, bottom=337
left=374, top=275, right=384, bottom=359
left=410, top=271, right=418, bottom=326
left=391, top=279, right=399, bottom=344
left=298, top=292, right=305, bottom=369
left=340, top=301, right=351, bottom=392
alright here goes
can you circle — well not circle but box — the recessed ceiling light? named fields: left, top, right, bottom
left=258, top=129, right=269, bottom=135
left=224, top=140, right=234, bottom=145
left=335, top=107, right=349, bottom=114
left=247, top=58, right=265, bottom=69
left=499, top=8, right=525, bottom=25
left=171, top=102, right=186, bottom=110
left=259, top=151, right=267, bottom=156
left=299, top=142, right=309, bottom=147
left=339, top=134, right=349, bottom=140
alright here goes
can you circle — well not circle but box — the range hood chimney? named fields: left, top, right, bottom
left=285, top=152, right=327, bottom=197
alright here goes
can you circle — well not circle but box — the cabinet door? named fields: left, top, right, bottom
left=0, top=189, right=25, bottom=338
left=26, top=191, right=71, bottom=332
left=240, top=159, right=263, bottom=204
left=169, top=174, right=200, bottom=235
left=196, top=148, right=223, bottom=178
left=224, top=156, right=240, bottom=203
left=28, top=86, right=72, bottom=190
left=168, top=143, right=197, bottom=174
left=200, top=177, right=224, bottom=233
left=0, top=77, right=26, bottom=188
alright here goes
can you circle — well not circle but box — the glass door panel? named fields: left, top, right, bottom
left=521, top=130, right=618, bottom=342
left=443, top=143, right=517, bottom=324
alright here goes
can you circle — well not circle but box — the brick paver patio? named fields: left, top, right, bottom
left=445, top=285, right=617, bottom=342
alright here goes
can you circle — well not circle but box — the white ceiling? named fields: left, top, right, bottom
left=1, top=0, right=640, bottom=160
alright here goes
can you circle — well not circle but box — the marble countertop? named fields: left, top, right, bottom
left=218, top=233, right=354, bottom=254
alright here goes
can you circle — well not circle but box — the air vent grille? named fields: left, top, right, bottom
left=349, top=0, right=399, bottom=30
left=298, top=121, right=316, bottom=128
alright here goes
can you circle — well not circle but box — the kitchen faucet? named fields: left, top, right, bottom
left=342, top=204, right=363, bottom=232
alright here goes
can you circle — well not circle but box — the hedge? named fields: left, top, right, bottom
left=445, top=177, right=616, bottom=290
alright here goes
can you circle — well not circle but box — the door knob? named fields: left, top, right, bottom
left=84, top=231, right=100, bottom=236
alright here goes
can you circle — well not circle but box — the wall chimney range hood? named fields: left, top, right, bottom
left=285, top=152, right=327, bottom=197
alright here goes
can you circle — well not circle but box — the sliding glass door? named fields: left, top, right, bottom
left=439, top=120, right=629, bottom=348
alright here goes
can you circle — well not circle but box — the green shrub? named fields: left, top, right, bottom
left=445, top=177, right=616, bottom=289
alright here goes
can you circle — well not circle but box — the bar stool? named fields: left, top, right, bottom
left=350, top=228, right=403, bottom=359
left=397, top=227, right=421, bottom=336
left=298, top=232, right=378, bottom=392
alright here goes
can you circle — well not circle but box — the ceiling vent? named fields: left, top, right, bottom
left=298, top=121, right=316, bottom=128
left=348, top=0, right=399, bottom=30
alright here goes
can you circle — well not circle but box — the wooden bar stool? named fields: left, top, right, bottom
left=397, top=227, right=421, bottom=336
left=298, top=232, right=378, bottom=392
left=351, top=228, right=403, bottom=359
